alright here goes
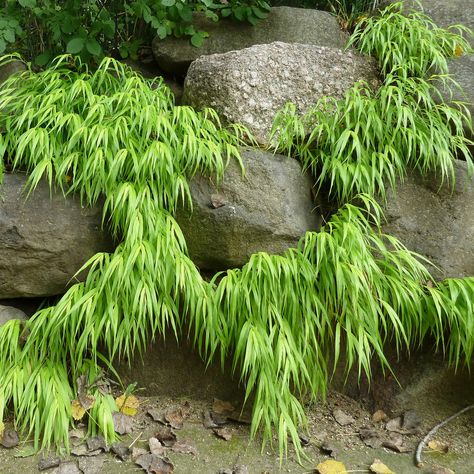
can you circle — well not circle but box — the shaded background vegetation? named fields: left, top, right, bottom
left=0, top=0, right=379, bottom=65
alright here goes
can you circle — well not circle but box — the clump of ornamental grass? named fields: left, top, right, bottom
left=0, top=48, right=474, bottom=462
left=348, top=1, right=474, bottom=78
left=271, top=0, right=474, bottom=204
left=271, top=73, right=473, bottom=203
left=0, top=54, right=246, bottom=451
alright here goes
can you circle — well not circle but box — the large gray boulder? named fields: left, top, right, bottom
left=183, top=42, right=380, bottom=145
left=176, top=149, right=320, bottom=270
left=0, top=173, right=114, bottom=298
left=152, top=7, right=348, bottom=76
left=382, top=160, right=474, bottom=279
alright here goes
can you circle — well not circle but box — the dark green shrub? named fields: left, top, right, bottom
left=0, top=0, right=270, bottom=65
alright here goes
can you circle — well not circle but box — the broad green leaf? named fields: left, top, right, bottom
left=66, top=37, right=86, bottom=54
left=18, top=0, right=36, bottom=7
left=86, top=38, right=102, bottom=56
left=190, top=32, right=204, bottom=48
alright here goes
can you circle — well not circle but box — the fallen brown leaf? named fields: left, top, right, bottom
left=135, top=453, right=174, bottom=474
left=77, top=457, right=105, bottom=474
left=382, top=432, right=411, bottom=453
left=401, top=410, right=421, bottom=432
left=359, top=428, right=382, bottom=449
left=155, top=426, right=177, bottom=447
left=112, top=412, right=134, bottom=435
left=71, top=444, right=102, bottom=457
left=38, top=457, right=61, bottom=471
left=320, top=440, right=339, bottom=458
left=53, top=461, right=82, bottom=474
left=147, top=409, right=167, bottom=425
left=213, top=399, right=235, bottom=416
left=210, top=411, right=229, bottom=426
left=298, top=432, right=310, bottom=446
left=164, top=407, right=184, bottom=430
left=203, top=410, right=219, bottom=429
left=210, top=193, right=226, bottom=209
left=69, top=427, right=86, bottom=440
left=333, top=408, right=354, bottom=426
left=170, top=440, right=198, bottom=455
left=110, top=443, right=129, bottom=461
left=213, top=427, right=232, bottom=441
left=86, top=435, right=107, bottom=452
left=149, top=437, right=166, bottom=456
left=385, top=417, right=403, bottom=432
left=131, top=447, right=149, bottom=461
left=372, top=410, right=388, bottom=423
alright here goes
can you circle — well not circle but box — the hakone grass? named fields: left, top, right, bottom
left=270, top=73, right=473, bottom=204
left=348, top=1, right=473, bottom=78
left=271, top=1, right=474, bottom=204
left=0, top=1, right=473, bottom=460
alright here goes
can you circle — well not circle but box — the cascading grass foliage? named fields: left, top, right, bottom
left=0, top=54, right=248, bottom=451
left=271, top=73, right=473, bottom=203
left=0, top=0, right=474, bottom=460
left=271, top=1, right=474, bottom=204
left=348, top=1, right=474, bottom=77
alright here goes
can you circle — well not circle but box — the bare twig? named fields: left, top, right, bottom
left=128, top=431, right=143, bottom=449
left=415, top=404, right=474, bottom=467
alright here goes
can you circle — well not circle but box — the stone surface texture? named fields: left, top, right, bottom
left=183, top=41, right=380, bottom=144
left=401, top=0, right=474, bottom=38
left=0, top=304, right=27, bottom=326
left=0, top=59, right=26, bottom=84
left=152, top=6, right=348, bottom=76
left=176, top=148, right=320, bottom=270
left=382, top=160, right=474, bottom=279
left=0, top=173, right=114, bottom=298
left=116, top=331, right=243, bottom=400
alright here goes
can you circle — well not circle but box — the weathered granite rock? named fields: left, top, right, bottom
left=0, top=305, right=27, bottom=326
left=176, top=148, right=320, bottom=270
left=0, top=173, right=114, bottom=298
left=183, top=42, right=379, bottom=145
left=152, top=6, right=348, bottom=76
left=382, top=160, right=474, bottom=279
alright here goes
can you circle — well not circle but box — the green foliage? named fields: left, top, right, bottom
left=264, top=5, right=474, bottom=455
left=0, top=54, right=246, bottom=450
left=1, top=53, right=474, bottom=461
left=271, top=0, right=474, bottom=204
left=271, top=73, right=473, bottom=203
left=0, top=0, right=270, bottom=64
left=348, top=1, right=474, bottom=77
left=1, top=1, right=474, bottom=461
